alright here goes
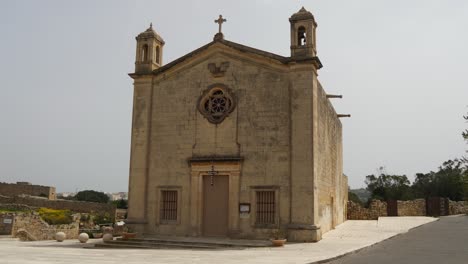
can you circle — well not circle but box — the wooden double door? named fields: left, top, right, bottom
left=202, top=175, right=229, bottom=237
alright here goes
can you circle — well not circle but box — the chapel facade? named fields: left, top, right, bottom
left=126, top=7, right=348, bottom=242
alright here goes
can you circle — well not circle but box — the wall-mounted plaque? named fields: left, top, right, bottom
left=239, top=203, right=250, bottom=213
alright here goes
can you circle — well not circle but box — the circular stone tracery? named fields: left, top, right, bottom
left=198, top=85, right=235, bottom=124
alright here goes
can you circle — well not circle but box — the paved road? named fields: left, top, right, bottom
left=325, top=215, right=468, bottom=264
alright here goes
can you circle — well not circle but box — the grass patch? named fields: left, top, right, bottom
left=0, top=208, right=29, bottom=213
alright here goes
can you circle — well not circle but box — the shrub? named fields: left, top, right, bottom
left=75, top=190, right=109, bottom=203
left=37, top=208, right=73, bottom=225
left=93, top=212, right=112, bottom=225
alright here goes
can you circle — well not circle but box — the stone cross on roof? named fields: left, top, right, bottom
left=214, top=15, right=227, bottom=33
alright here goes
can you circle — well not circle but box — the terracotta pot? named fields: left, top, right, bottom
left=271, top=239, right=287, bottom=247
left=122, top=232, right=137, bottom=240
left=92, top=233, right=103, bottom=238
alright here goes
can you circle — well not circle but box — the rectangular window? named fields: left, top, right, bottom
left=256, top=191, right=275, bottom=224
left=160, top=190, right=178, bottom=222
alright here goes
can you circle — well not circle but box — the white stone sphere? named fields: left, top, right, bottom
left=102, top=233, right=113, bottom=242
left=55, top=232, right=66, bottom=242
left=78, top=233, right=89, bottom=243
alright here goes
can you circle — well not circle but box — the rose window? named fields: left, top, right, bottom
left=198, top=86, right=235, bottom=124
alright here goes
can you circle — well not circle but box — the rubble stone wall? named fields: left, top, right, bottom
left=11, top=212, right=79, bottom=240
left=449, top=200, right=468, bottom=215
left=397, top=199, right=426, bottom=216
left=348, top=198, right=468, bottom=220
left=347, top=200, right=387, bottom=220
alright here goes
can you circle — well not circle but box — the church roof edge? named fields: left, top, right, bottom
left=147, top=39, right=322, bottom=76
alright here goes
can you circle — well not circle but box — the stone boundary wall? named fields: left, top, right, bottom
left=347, top=200, right=387, bottom=220
left=397, top=199, right=426, bottom=216
left=0, top=195, right=115, bottom=220
left=12, top=212, right=79, bottom=240
left=0, top=182, right=56, bottom=200
left=348, top=199, right=468, bottom=220
left=449, top=200, right=468, bottom=215
left=0, top=203, right=33, bottom=211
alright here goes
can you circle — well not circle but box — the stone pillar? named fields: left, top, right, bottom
left=126, top=76, right=153, bottom=231
left=287, top=64, right=321, bottom=242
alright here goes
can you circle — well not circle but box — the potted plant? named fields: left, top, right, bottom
left=271, top=229, right=287, bottom=247
left=121, top=225, right=137, bottom=240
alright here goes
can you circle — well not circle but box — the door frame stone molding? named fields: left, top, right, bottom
left=188, top=158, right=242, bottom=237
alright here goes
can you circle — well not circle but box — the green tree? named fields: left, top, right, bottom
left=112, top=198, right=128, bottom=209
left=412, top=172, right=436, bottom=198
left=412, top=159, right=468, bottom=201
left=348, top=191, right=363, bottom=206
left=75, top=190, right=109, bottom=203
left=365, top=174, right=413, bottom=201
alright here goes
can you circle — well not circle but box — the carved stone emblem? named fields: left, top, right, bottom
left=208, top=62, right=229, bottom=77
left=197, top=84, right=236, bottom=124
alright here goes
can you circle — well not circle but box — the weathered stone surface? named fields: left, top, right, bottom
left=15, top=229, right=37, bottom=241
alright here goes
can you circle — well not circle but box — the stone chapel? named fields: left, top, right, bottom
left=126, top=7, right=348, bottom=242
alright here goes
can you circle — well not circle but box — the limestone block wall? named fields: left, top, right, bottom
left=347, top=200, right=387, bottom=220
left=11, top=212, right=79, bottom=240
left=397, top=199, right=426, bottom=216
left=315, top=82, right=346, bottom=232
left=146, top=53, right=292, bottom=238
left=0, top=182, right=56, bottom=200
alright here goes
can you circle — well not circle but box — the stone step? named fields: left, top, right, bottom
left=96, top=239, right=228, bottom=250
left=116, top=237, right=269, bottom=248
left=94, top=236, right=272, bottom=250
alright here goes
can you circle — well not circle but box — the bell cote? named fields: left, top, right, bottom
left=289, top=7, right=317, bottom=59
left=135, top=23, right=165, bottom=74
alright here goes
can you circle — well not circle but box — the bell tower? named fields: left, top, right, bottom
left=289, top=7, right=317, bottom=59
left=134, top=23, right=165, bottom=74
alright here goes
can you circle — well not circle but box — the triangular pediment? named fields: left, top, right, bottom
left=151, top=39, right=294, bottom=78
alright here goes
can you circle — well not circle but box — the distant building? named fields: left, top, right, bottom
left=109, top=192, right=128, bottom=201
left=56, top=192, right=76, bottom=198
left=0, top=182, right=56, bottom=200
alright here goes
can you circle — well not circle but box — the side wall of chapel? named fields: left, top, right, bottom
left=315, top=82, right=347, bottom=233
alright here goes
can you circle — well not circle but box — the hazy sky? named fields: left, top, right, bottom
left=0, top=0, right=467, bottom=193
